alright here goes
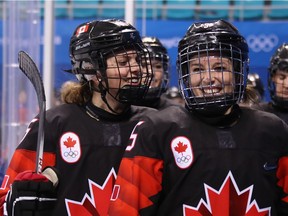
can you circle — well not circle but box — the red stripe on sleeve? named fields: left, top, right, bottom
left=277, top=156, right=288, bottom=202
left=109, top=156, right=163, bottom=215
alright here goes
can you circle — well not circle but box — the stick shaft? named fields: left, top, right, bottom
left=18, top=51, right=46, bottom=173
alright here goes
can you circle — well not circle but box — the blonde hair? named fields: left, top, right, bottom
left=60, top=80, right=92, bottom=105
left=241, top=85, right=262, bottom=106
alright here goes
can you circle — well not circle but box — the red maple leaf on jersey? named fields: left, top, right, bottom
left=174, top=141, right=188, bottom=155
left=183, top=172, right=271, bottom=216
left=66, top=169, right=116, bottom=216
left=64, top=136, right=76, bottom=149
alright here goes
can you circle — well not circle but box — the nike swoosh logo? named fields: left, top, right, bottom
left=263, top=162, right=278, bottom=171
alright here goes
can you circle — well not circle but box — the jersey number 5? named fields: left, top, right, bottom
left=126, top=121, right=144, bottom=151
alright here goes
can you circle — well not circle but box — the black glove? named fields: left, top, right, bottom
left=4, top=167, right=59, bottom=216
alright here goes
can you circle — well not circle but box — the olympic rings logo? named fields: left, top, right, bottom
left=64, top=149, right=79, bottom=158
left=177, top=155, right=191, bottom=164
left=247, top=34, right=278, bottom=53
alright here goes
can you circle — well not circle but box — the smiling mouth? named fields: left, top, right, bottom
left=123, top=77, right=141, bottom=85
left=279, top=92, right=288, bottom=98
left=202, top=86, right=222, bottom=95
left=282, top=89, right=288, bottom=94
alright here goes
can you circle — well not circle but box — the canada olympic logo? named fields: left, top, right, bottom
left=247, top=34, right=278, bottom=53
left=171, top=136, right=193, bottom=169
left=60, top=132, right=81, bottom=163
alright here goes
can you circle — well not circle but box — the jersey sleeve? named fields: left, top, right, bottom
left=276, top=121, right=288, bottom=214
left=0, top=117, right=56, bottom=216
left=109, top=119, right=164, bottom=216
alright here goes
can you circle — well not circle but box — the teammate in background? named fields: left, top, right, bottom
left=109, top=20, right=288, bottom=215
left=164, top=86, right=185, bottom=107
left=240, top=73, right=265, bottom=107
left=133, top=36, right=176, bottom=110
left=0, top=19, right=155, bottom=215
left=254, top=43, right=288, bottom=123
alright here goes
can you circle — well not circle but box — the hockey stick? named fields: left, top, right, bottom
left=18, top=51, right=46, bottom=174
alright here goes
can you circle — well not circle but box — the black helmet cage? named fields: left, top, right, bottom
left=268, top=43, right=288, bottom=108
left=69, top=19, right=153, bottom=103
left=147, top=50, right=170, bottom=98
left=177, top=20, right=249, bottom=113
left=142, top=37, right=170, bottom=99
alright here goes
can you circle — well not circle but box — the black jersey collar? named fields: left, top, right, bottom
left=192, top=104, right=241, bottom=128
left=85, top=101, right=132, bottom=122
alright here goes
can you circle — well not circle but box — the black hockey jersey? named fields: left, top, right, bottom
left=109, top=105, right=288, bottom=216
left=133, top=94, right=181, bottom=110
left=255, top=102, right=288, bottom=125
left=0, top=102, right=156, bottom=215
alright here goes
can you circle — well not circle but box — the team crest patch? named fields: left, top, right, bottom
left=171, top=136, right=193, bottom=169
left=60, top=132, right=81, bottom=163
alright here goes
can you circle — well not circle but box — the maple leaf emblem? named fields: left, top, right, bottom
left=65, top=169, right=116, bottom=216
left=183, top=171, right=271, bottom=216
left=174, top=141, right=188, bottom=155
left=64, top=136, right=77, bottom=149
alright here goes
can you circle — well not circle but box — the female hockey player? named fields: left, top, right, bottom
left=0, top=19, right=155, bottom=215
left=109, top=20, right=288, bottom=216
left=254, top=43, right=288, bottom=124
left=133, top=36, right=175, bottom=110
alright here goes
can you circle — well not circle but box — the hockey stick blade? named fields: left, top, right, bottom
left=18, top=51, right=46, bottom=174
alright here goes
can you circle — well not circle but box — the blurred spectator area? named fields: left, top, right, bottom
left=1, top=0, right=286, bottom=21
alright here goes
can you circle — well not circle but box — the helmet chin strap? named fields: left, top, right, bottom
left=90, top=80, right=122, bottom=115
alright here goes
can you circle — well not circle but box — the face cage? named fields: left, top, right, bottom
left=100, top=44, right=153, bottom=103
left=178, top=42, right=248, bottom=112
left=268, top=69, right=288, bottom=108
left=145, top=53, right=170, bottom=99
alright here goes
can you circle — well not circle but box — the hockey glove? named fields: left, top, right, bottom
left=4, top=167, right=59, bottom=216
